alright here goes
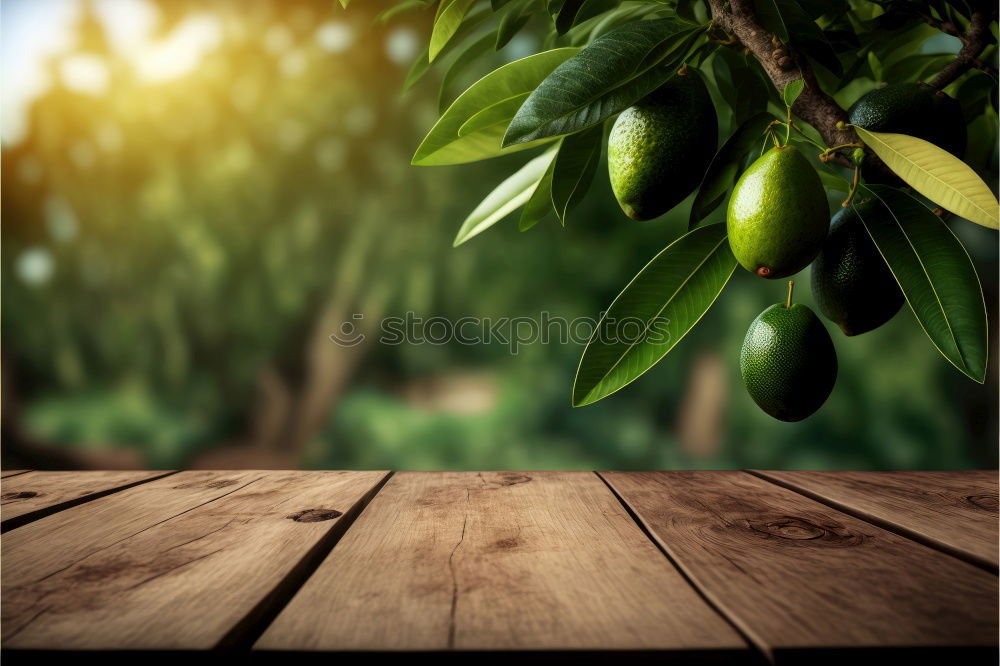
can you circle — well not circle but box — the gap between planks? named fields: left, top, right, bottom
left=1, top=471, right=179, bottom=533
left=216, top=470, right=394, bottom=651
left=595, top=471, right=774, bottom=665
left=744, top=470, right=999, bottom=575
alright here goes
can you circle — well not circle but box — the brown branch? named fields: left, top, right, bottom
left=705, top=0, right=856, bottom=168
left=928, top=10, right=997, bottom=90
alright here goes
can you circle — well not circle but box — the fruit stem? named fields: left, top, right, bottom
left=786, top=280, right=794, bottom=309
left=841, top=165, right=861, bottom=208
left=820, top=142, right=863, bottom=159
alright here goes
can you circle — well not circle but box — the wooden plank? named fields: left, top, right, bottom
left=1, top=470, right=31, bottom=479
left=1, top=470, right=174, bottom=531
left=752, top=470, right=999, bottom=571
left=256, top=471, right=750, bottom=656
left=2, top=470, right=389, bottom=650
left=602, top=471, right=998, bottom=662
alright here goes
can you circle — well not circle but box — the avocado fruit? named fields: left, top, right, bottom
left=811, top=201, right=904, bottom=336
left=608, top=71, right=718, bottom=220
left=740, top=295, right=838, bottom=422
left=727, top=146, right=829, bottom=279
left=848, top=83, right=966, bottom=158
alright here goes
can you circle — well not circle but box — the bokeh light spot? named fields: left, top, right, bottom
left=18, top=247, right=55, bottom=286
left=316, top=21, right=352, bottom=53
left=60, top=54, right=109, bottom=94
left=385, top=27, right=419, bottom=66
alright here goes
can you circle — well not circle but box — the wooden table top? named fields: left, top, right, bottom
left=1, top=470, right=997, bottom=663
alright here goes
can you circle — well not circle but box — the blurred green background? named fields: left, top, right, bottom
left=2, top=0, right=997, bottom=471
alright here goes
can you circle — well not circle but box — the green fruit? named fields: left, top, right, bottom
left=811, top=201, right=904, bottom=336
left=740, top=292, right=838, bottom=422
left=608, top=72, right=717, bottom=220
left=848, top=83, right=966, bottom=158
left=727, top=146, right=828, bottom=279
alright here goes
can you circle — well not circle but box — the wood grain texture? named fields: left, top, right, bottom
left=257, top=471, right=749, bottom=655
left=753, top=470, right=999, bottom=570
left=601, top=471, right=999, bottom=661
left=2, top=470, right=389, bottom=649
left=1, top=470, right=174, bottom=531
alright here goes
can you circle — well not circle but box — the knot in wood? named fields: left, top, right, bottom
left=498, top=473, right=532, bottom=487
left=743, top=516, right=865, bottom=547
left=965, top=494, right=998, bottom=512
left=1, top=491, right=38, bottom=500
left=287, top=508, right=343, bottom=522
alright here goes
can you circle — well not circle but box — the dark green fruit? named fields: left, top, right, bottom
left=811, top=202, right=904, bottom=336
left=608, top=71, right=718, bottom=220
left=848, top=83, right=966, bottom=158
left=740, top=286, right=838, bottom=422
left=727, top=146, right=829, bottom=279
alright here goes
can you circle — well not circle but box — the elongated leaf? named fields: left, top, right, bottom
left=689, top=112, right=773, bottom=229
left=713, top=48, right=769, bottom=125
left=458, top=94, right=529, bottom=136
left=551, top=125, right=603, bottom=224
left=855, top=186, right=988, bottom=383
left=520, top=152, right=558, bottom=231
left=430, top=0, right=477, bottom=62
left=572, top=223, right=738, bottom=406
left=503, top=18, right=701, bottom=146
left=496, top=0, right=533, bottom=49
left=404, top=6, right=492, bottom=91
left=376, top=0, right=432, bottom=23
left=555, top=0, right=586, bottom=34
left=454, top=148, right=559, bottom=246
left=413, top=48, right=579, bottom=166
left=854, top=127, right=999, bottom=229
left=755, top=0, right=842, bottom=76
left=439, top=32, right=495, bottom=113
left=782, top=79, right=804, bottom=107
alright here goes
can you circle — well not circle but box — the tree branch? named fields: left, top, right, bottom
left=706, top=0, right=856, bottom=167
left=928, top=9, right=997, bottom=90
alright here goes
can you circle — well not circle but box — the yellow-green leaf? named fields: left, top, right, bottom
left=430, top=0, right=476, bottom=62
left=412, top=48, right=579, bottom=166
left=454, top=148, right=559, bottom=246
left=853, top=126, right=999, bottom=230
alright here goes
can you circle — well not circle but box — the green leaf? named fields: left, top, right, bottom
left=550, top=125, right=603, bottom=224
left=496, top=0, right=533, bottom=49
left=375, top=0, right=433, bottom=23
left=454, top=148, right=559, bottom=246
left=458, top=93, right=530, bottom=136
left=782, top=79, right=804, bottom=107
left=755, top=0, right=842, bottom=76
left=855, top=186, right=988, bottom=383
left=712, top=48, right=769, bottom=125
left=404, top=6, right=492, bottom=91
left=555, top=0, right=587, bottom=34
left=572, top=223, right=738, bottom=406
left=689, top=112, right=774, bottom=229
left=438, top=32, right=496, bottom=113
left=413, top=48, right=580, bottom=166
left=503, top=18, right=702, bottom=146
left=853, top=126, right=1000, bottom=229
left=754, top=0, right=790, bottom=41
left=338, top=0, right=350, bottom=8
left=520, top=154, right=558, bottom=231
left=430, top=0, right=477, bottom=62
